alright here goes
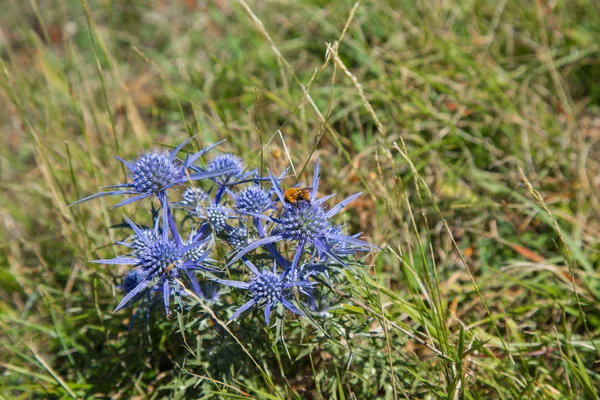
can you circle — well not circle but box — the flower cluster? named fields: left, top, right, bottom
left=72, top=139, right=376, bottom=326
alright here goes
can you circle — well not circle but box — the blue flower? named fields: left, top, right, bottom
left=118, top=268, right=154, bottom=327
left=70, top=139, right=229, bottom=209
left=182, top=187, right=239, bottom=235
left=227, top=225, right=249, bottom=249
left=207, top=153, right=244, bottom=179
left=190, top=154, right=265, bottom=204
left=129, top=227, right=160, bottom=254
left=119, top=267, right=196, bottom=328
left=216, top=260, right=313, bottom=325
left=226, top=160, right=376, bottom=279
left=177, top=187, right=208, bottom=208
left=191, top=153, right=250, bottom=192
left=277, top=202, right=331, bottom=242
left=233, top=184, right=275, bottom=215
left=93, top=215, right=213, bottom=314
left=189, top=204, right=235, bottom=233
left=183, top=231, right=211, bottom=263
left=120, top=268, right=148, bottom=294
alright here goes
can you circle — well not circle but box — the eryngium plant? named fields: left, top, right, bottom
left=72, top=139, right=377, bottom=328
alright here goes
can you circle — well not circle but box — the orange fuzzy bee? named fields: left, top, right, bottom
left=163, top=264, right=175, bottom=274
left=283, top=187, right=312, bottom=206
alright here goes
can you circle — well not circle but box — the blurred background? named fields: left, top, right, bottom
left=1, top=0, right=599, bottom=398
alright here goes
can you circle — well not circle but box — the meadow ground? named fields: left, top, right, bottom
left=1, top=0, right=600, bottom=398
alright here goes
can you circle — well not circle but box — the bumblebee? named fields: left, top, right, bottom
left=163, top=264, right=175, bottom=274
left=283, top=187, right=312, bottom=206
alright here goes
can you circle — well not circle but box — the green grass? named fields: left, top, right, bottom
left=1, top=0, right=600, bottom=398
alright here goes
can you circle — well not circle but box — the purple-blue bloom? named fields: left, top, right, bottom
left=190, top=153, right=267, bottom=206
left=207, top=153, right=244, bottom=180
left=70, top=139, right=229, bottom=209
left=216, top=259, right=313, bottom=325
left=76, top=136, right=376, bottom=331
left=233, top=184, right=275, bottom=216
left=119, top=268, right=154, bottom=328
left=119, top=267, right=198, bottom=329
left=227, top=224, right=249, bottom=249
left=177, top=187, right=209, bottom=208
left=191, top=153, right=251, bottom=191
left=226, top=160, right=376, bottom=280
left=120, top=267, right=148, bottom=294
left=93, top=215, right=213, bottom=315
left=188, top=201, right=236, bottom=234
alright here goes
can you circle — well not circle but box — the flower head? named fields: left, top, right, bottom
left=118, top=268, right=154, bottom=328
left=234, top=185, right=274, bottom=215
left=189, top=204, right=233, bottom=233
left=129, top=151, right=183, bottom=197
left=70, top=139, right=228, bottom=209
left=216, top=260, right=312, bottom=325
left=226, top=160, right=377, bottom=279
left=184, top=232, right=210, bottom=263
left=207, top=153, right=244, bottom=177
left=130, top=227, right=160, bottom=254
left=227, top=225, right=249, bottom=249
left=93, top=215, right=212, bottom=314
left=190, top=153, right=261, bottom=198
left=277, top=202, right=330, bottom=242
left=249, top=270, right=282, bottom=303
left=177, top=187, right=208, bottom=208
left=120, top=268, right=147, bottom=294
left=119, top=267, right=195, bottom=328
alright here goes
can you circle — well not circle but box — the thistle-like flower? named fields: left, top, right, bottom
left=119, top=268, right=154, bottom=327
left=177, top=187, right=208, bottom=208
left=189, top=203, right=234, bottom=233
left=227, top=225, right=249, bottom=249
left=207, top=153, right=244, bottom=179
left=226, top=160, right=376, bottom=279
left=216, top=260, right=312, bottom=325
left=119, top=267, right=195, bottom=328
left=277, top=202, right=331, bottom=242
left=183, top=185, right=239, bottom=234
left=70, top=139, right=229, bottom=209
left=93, top=216, right=213, bottom=314
left=233, top=184, right=275, bottom=216
left=129, top=227, right=160, bottom=254
left=190, top=153, right=261, bottom=202
left=120, top=268, right=148, bottom=294
left=183, top=230, right=211, bottom=263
